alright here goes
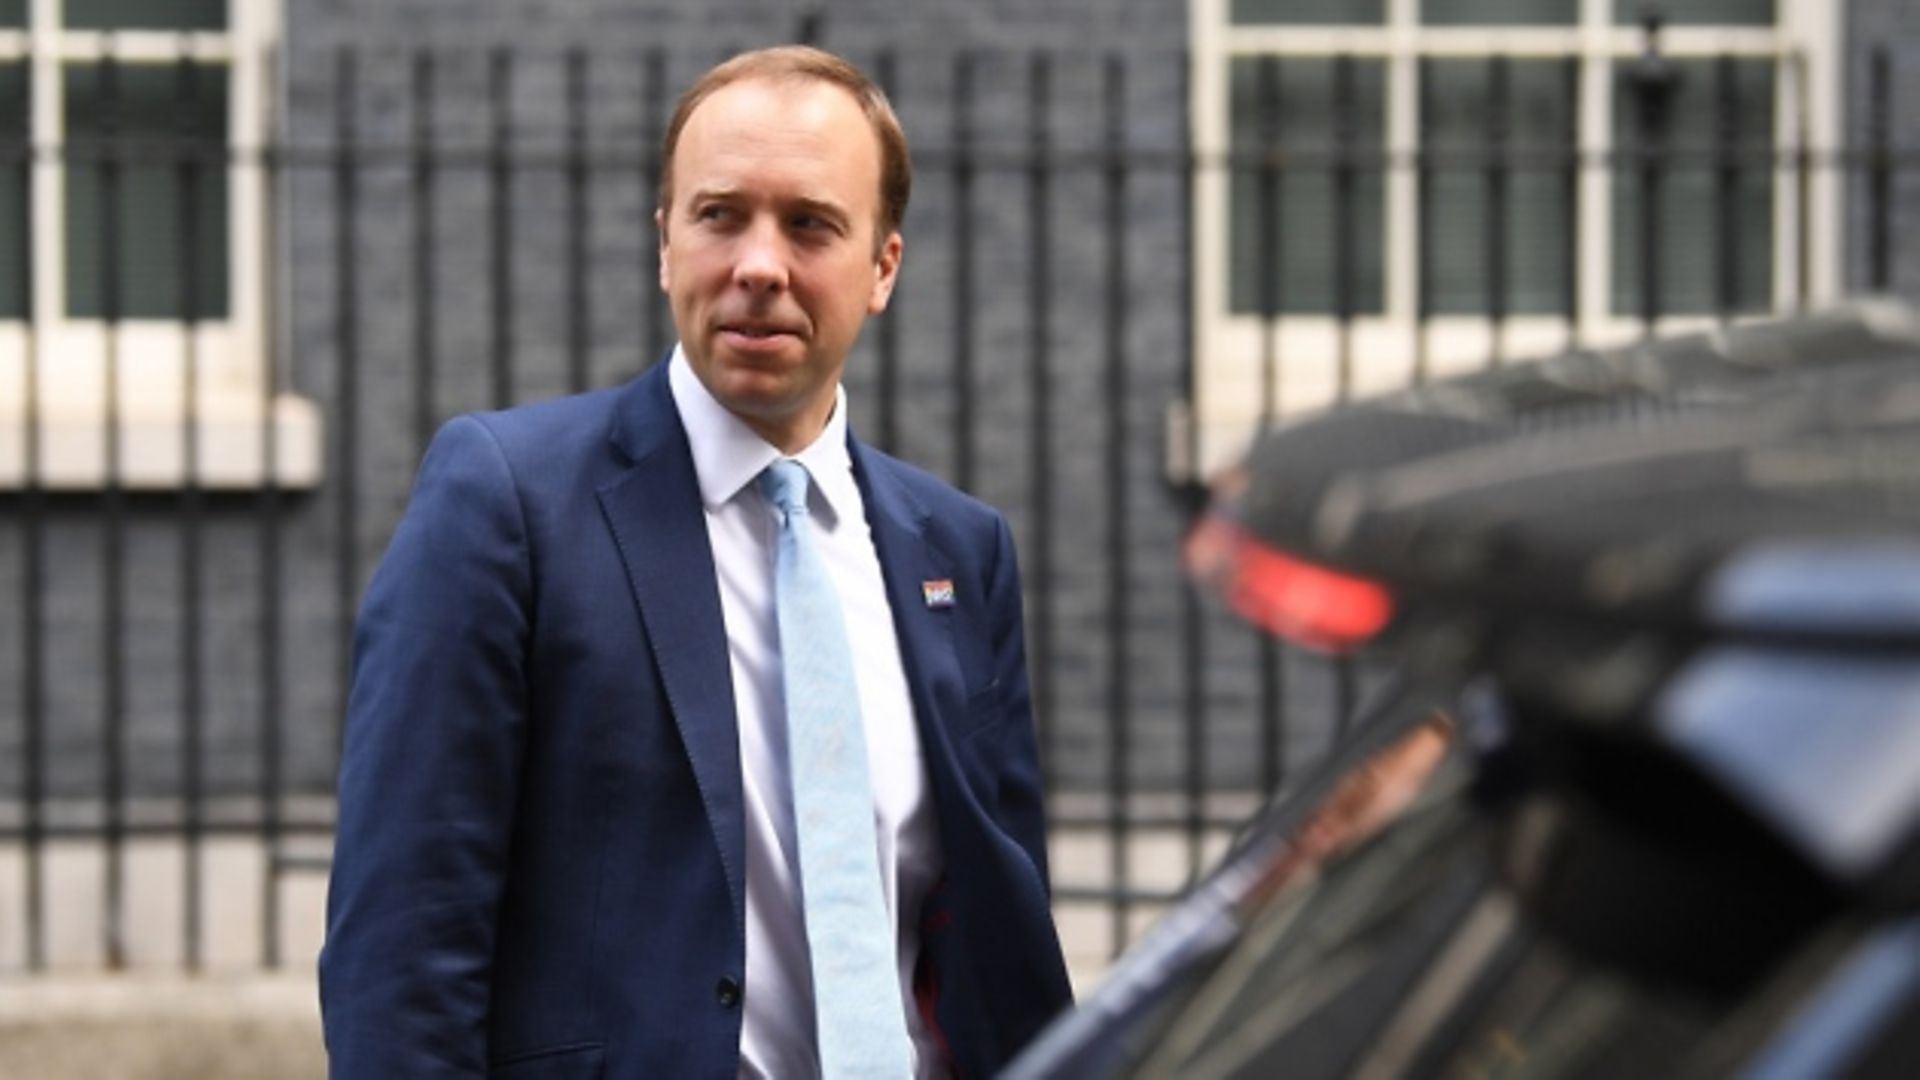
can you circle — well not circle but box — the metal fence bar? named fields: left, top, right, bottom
left=0, top=45, right=1910, bottom=978
left=1177, top=50, right=1210, bottom=883
left=873, top=49, right=900, bottom=456
left=97, top=47, right=129, bottom=972
left=1486, top=55, right=1510, bottom=363
left=1101, top=53, right=1132, bottom=958
left=567, top=48, right=589, bottom=395
left=1562, top=57, right=1580, bottom=349
left=1715, top=54, right=1740, bottom=321
left=951, top=52, right=975, bottom=493
left=1026, top=52, right=1055, bottom=790
left=1415, top=58, right=1433, bottom=385
left=315, top=50, right=364, bottom=965
left=642, top=48, right=668, bottom=366
left=333, top=46, right=361, bottom=766
left=1330, top=54, right=1358, bottom=739
left=17, top=71, right=44, bottom=969
left=412, top=50, right=437, bottom=457
left=1332, top=54, right=1357, bottom=401
left=1633, top=54, right=1669, bottom=332
left=1253, top=55, right=1285, bottom=801
left=1795, top=53, right=1813, bottom=308
left=1870, top=47, right=1891, bottom=292
left=795, top=9, right=824, bottom=46
left=490, top=49, right=514, bottom=408
left=174, top=47, right=207, bottom=973
left=258, top=82, right=289, bottom=971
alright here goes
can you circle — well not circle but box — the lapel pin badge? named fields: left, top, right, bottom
left=922, top=579, right=956, bottom=609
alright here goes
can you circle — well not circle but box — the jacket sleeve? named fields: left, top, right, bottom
left=320, top=415, right=533, bottom=1077
left=983, top=513, right=1053, bottom=896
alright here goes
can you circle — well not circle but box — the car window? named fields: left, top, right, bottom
left=1134, top=728, right=1481, bottom=1078
left=1129, top=727, right=1733, bottom=1080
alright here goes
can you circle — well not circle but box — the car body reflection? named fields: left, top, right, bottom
left=1009, top=303, right=1920, bottom=1079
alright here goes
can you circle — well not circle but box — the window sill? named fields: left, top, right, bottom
left=0, top=392, right=323, bottom=491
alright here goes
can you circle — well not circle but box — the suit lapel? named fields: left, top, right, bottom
left=851, top=442, right=969, bottom=770
left=596, top=365, right=746, bottom=928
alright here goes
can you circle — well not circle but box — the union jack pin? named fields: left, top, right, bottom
left=922, top=579, right=956, bottom=608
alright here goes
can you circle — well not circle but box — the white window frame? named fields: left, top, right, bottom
left=0, top=0, right=319, bottom=490
left=1182, top=0, right=1842, bottom=479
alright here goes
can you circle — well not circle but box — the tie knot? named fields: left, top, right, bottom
left=759, top=459, right=811, bottom=516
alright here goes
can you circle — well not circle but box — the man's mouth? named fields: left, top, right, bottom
left=719, top=321, right=802, bottom=340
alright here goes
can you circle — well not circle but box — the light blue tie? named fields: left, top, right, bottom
left=760, top=460, right=914, bottom=1080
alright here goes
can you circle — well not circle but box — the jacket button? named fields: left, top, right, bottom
left=716, top=976, right=741, bottom=1008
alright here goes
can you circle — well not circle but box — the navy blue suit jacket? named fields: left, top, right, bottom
left=319, top=363, right=1072, bottom=1078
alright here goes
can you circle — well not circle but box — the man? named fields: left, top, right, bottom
left=319, top=45, right=1072, bottom=1078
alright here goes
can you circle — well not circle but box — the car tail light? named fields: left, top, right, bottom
left=1185, top=514, right=1394, bottom=653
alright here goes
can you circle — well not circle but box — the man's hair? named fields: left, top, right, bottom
left=658, top=45, right=912, bottom=241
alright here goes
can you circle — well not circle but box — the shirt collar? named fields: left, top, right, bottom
left=667, top=344, right=857, bottom=525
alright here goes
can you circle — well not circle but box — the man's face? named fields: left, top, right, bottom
left=658, top=76, right=902, bottom=452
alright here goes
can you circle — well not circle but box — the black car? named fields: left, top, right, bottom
left=1007, top=301, right=1920, bottom=1080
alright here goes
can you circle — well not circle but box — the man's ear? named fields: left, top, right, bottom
left=868, top=231, right=903, bottom=315
left=655, top=207, right=671, bottom=293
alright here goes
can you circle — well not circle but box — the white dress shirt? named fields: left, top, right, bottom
left=668, top=348, right=947, bottom=1080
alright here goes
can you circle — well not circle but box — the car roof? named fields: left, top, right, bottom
left=1209, top=300, right=1920, bottom=894
left=1228, top=299, right=1920, bottom=647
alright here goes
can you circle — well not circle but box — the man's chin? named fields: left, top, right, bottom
left=718, top=390, right=831, bottom=450
left=708, top=360, right=796, bottom=398
left=708, top=371, right=807, bottom=420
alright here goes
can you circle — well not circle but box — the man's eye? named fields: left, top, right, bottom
left=695, top=205, right=735, bottom=223
left=790, top=213, right=835, bottom=234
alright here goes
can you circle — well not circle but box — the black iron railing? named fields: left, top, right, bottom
left=0, top=40, right=1912, bottom=973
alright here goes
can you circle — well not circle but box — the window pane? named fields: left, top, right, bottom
left=1612, top=59, right=1774, bottom=318
left=0, top=63, right=27, bottom=319
left=1228, top=57, right=1386, bottom=316
left=1613, top=0, right=1773, bottom=26
left=65, top=62, right=229, bottom=320
left=1424, top=0, right=1577, bottom=25
left=0, top=1, right=22, bottom=27
left=1422, top=59, right=1577, bottom=317
left=1231, top=0, right=1385, bottom=26
left=65, top=0, right=225, bottom=31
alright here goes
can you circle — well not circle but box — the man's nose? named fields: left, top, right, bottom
left=732, top=219, right=790, bottom=294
